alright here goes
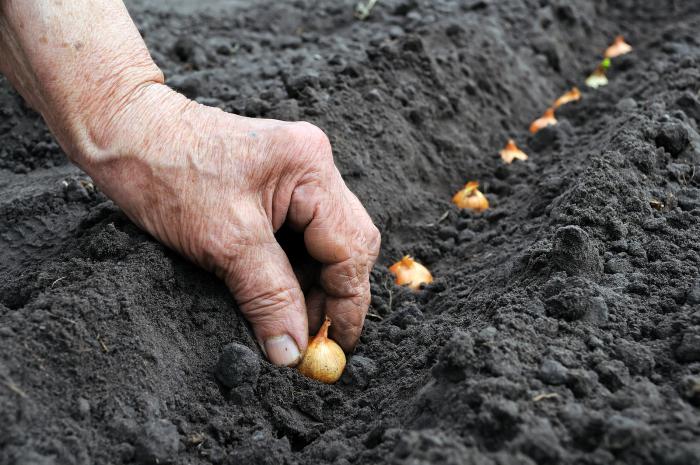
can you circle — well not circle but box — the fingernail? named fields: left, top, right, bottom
left=264, top=335, right=302, bottom=367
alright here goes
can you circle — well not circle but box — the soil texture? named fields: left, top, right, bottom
left=2, top=0, right=700, bottom=464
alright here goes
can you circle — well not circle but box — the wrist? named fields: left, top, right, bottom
left=68, top=81, right=191, bottom=235
left=55, top=69, right=168, bottom=172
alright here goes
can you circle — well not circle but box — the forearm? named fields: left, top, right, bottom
left=0, top=0, right=163, bottom=170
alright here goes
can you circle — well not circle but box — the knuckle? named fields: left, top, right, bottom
left=327, top=289, right=371, bottom=346
left=293, top=121, right=333, bottom=161
left=368, top=225, right=381, bottom=256
left=235, top=285, right=302, bottom=321
left=332, top=306, right=365, bottom=338
left=343, top=320, right=363, bottom=342
left=322, top=258, right=367, bottom=298
left=340, top=292, right=371, bottom=334
left=294, top=121, right=329, bottom=142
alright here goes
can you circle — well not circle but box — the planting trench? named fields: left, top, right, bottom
left=1, top=0, right=700, bottom=464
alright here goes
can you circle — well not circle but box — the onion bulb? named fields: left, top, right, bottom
left=297, top=317, right=346, bottom=384
left=605, top=35, right=632, bottom=58
left=452, top=181, right=489, bottom=212
left=389, top=255, right=433, bottom=290
left=586, top=59, right=610, bottom=88
left=500, top=139, right=528, bottom=164
left=529, top=107, right=557, bottom=134
left=585, top=71, right=608, bottom=88
left=553, top=87, right=581, bottom=109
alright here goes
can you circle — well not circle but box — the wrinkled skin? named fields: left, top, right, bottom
left=93, top=84, right=381, bottom=362
left=0, top=0, right=380, bottom=366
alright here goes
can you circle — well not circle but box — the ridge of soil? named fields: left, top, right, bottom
left=2, top=1, right=700, bottom=464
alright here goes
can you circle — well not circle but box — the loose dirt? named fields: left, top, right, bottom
left=2, top=1, right=700, bottom=464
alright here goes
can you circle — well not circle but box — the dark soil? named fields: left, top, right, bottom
left=2, top=0, right=700, bottom=464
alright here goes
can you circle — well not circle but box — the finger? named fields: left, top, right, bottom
left=223, top=218, right=308, bottom=367
left=327, top=291, right=369, bottom=352
left=346, top=190, right=381, bottom=267
left=288, top=174, right=372, bottom=351
left=325, top=191, right=379, bottom=351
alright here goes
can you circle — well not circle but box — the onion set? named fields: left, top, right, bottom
left=605, top=35, right=632, bottom=58
left=500, top=139, right=528, bottom=164
left=389, top=255, right=433, bottom=290
left=452, top=181, right=489, bottom=212
left=554, top=87, right=581, bottom=109
left=529, top=107, right=557, bottom=134
left=297, top=317, right=346, bottom=384
left=586, top=58, right=610, bottom=88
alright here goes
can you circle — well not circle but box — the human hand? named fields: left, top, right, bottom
left=0, top=0, right=380, bottom=366
left=83, top=84, right=380, bottom=366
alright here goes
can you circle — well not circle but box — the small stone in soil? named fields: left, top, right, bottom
left=215, top=343, right=261, bottom=389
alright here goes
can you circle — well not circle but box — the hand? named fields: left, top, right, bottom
left=0, top=0, right=380, bottom=366
left=84, top=83, right=381, bottom=366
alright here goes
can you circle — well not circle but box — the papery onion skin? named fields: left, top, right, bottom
left=586, top=59, right=610, bottom=88
left=500, top=139, right=528, bottom=164
left=529, top=108, right=557, bottom=134
left=297, top=318, right=346, bottom=384
left=605, top=35, right=632, bottom=58
left=452, top=181, right=489, bottom=212
left=389, top=255, right=433, bottom=290
left=585, top=72, right=608, bottom=89
left=554, top=87, right=581, bottom=109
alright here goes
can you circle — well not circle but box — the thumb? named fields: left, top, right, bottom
left=222, top=218, right=308, bottom=367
